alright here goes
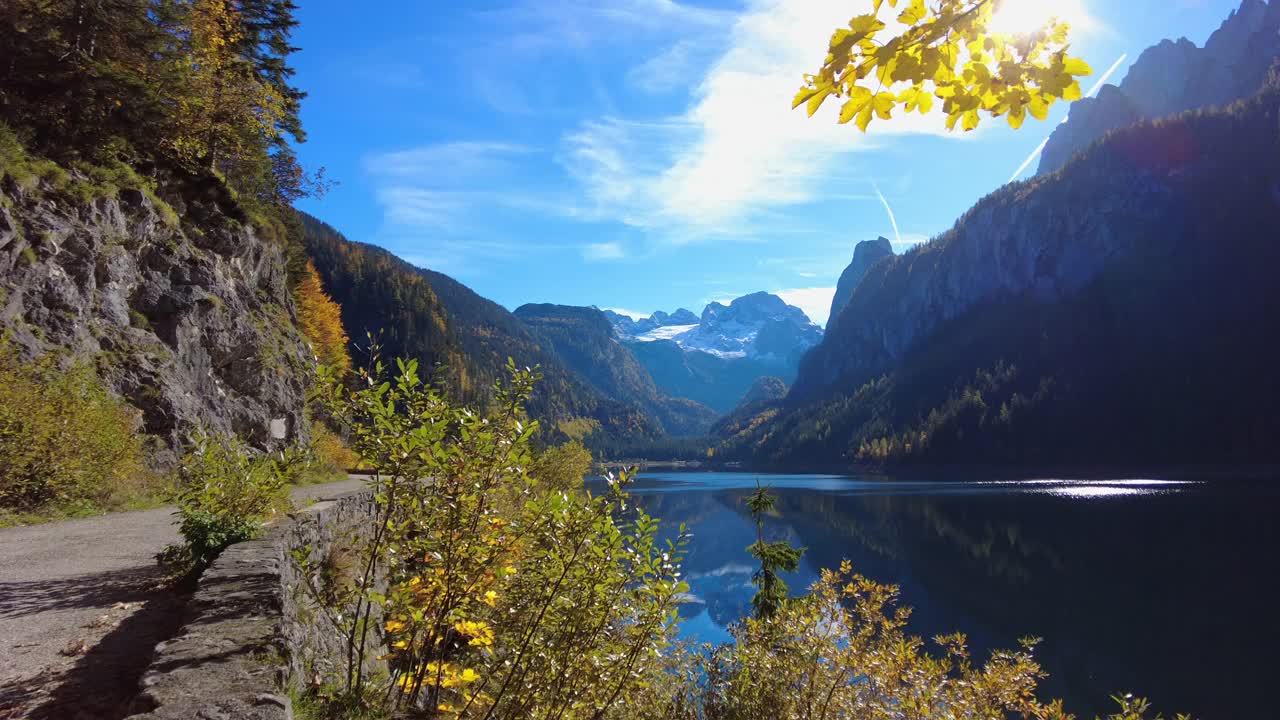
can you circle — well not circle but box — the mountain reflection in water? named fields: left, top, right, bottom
left=586, top=472, right=1279, bottom=719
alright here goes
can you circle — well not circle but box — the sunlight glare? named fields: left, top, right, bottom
left=989, top=0, right=1087, bottom=36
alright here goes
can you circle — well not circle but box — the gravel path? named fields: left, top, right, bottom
left=0, top=477, right=366, bottom=719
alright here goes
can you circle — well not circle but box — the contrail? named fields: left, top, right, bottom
left=1007, top=53, right=1129, bottom=183
left=872, top=182, right=902, bottom=245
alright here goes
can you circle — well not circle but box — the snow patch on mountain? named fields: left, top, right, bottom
left=634, top=324, right=700, bottom=343
left=605, top=292, right=822, bottom=361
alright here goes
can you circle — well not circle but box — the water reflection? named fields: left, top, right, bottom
left=587, top=472, right=1280, bottom=719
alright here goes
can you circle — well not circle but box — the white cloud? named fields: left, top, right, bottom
left=582, top=242, right=626, bottom=261
left=774, top=286, right=836, bottom=327
left=365, top=142, right=532, bottom=180
left=628, top=41, right=706, bottom=94
left=560, top=0, right=973, bottom=240
left=603, top=307, right=651, bottom=320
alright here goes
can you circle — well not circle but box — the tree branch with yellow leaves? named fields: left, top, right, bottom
left=795, top=0, right=1093, bottom=132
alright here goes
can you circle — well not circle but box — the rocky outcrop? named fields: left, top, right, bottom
left=0, top=177, right=312, bottom=453
left=1038, top=0, right=1280, bottom=175
left=828, top=236, right=894, bottom=325
left=795, top=85, right=1280, bottom=399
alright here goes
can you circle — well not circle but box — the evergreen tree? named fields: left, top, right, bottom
left=745, top=481, right=804, bottom=619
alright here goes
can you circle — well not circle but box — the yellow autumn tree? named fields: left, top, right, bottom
left=168, top=0, right=286, bottom=172
left=295, top=261, right=352, bottom=373
left=796, top=0, right=1092, bottom=132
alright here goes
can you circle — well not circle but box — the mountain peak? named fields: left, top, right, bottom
left=1037, top=0, right=1280, bottom=175
left=606, top=291, right=821, bottom=360
left=829, top=237, right=897, bottom=326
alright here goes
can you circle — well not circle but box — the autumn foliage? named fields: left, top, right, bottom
left=296, top=261, right=352, bottom=373
left=797, top=0, right=1093, bottom=132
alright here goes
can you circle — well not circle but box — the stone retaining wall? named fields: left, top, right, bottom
left=129, top=489, right=377, bottom=719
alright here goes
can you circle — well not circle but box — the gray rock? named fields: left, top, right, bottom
left=828, top=236, right=894, bottom=325
left=0, top=176, right=312, bottom=452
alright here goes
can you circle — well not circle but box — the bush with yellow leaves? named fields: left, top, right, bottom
left=298, top=347, right=689, bottom=719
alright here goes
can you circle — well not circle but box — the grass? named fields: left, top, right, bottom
left=0, top=123, right=180, bottom=227
left=0, top=485, right=170, bottom=528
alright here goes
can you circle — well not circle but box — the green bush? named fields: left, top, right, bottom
left=527, top=439, right=593, bottom=493
left=0, top=341, right=156, bottom=518
left=165, top=431, right=300, bottom=569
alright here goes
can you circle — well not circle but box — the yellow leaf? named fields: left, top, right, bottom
left=1062, top=80, right=1082, bottom=101
left=848, top=14, right=885, bottom=37
left=1028, top=93, right=1049, bottom=120
left=916, top=92, right=934, bottom=114
left=962, top=109, right=980, bottom=131
left=806, top=86, right=834, bottom=116
left=792, top=85, right=821, bottom=110
left=856, top=104, right=875, bottom=132
left=873, top=92, right=895, bottom=120
left=897, top=0, right=926, bottom=25
left=838, top=87, right=873, bottom=124
left=1007, top=105, right=1026, bottom=129
left=1063, top=57, right=1092, bottom=76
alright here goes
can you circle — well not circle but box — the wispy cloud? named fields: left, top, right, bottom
left=873, top=183, right=902, bottom=245
left=775, top=286, right=836, bottom=327
left=560, top=0, right=969, bottom=241
left=627, top=41, right=707, bottom=94
left=603, top=307, right=651, bottom=319
left=365, top=142, right=533, bottom=180
left=582, top=242, right=626, bottom=261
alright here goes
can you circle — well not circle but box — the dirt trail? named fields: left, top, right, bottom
left=0, top=477, right=365, bottom=719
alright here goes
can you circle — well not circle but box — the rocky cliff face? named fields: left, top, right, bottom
left=1038, top=0, right=1280, bottom=175
left=0, top=177, right=311, bottom=455
left=730, top=82, right=1280, bottom=467
left=828, top=237, right=894, bottom=325
left=796, top=109, right=1212, bottom=398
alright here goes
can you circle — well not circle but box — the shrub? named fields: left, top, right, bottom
left=298, top=354, right=689, bottom=718
left=527, top=439, right=592, bottom=493
left=302, top=415, right=361, bottom=483
left=165, top=431, right=300, bottom=569
left=0, top=341, right=155, bottom=517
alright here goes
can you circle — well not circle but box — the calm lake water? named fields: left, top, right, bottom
left=585, top=471, right=1280, bottom=720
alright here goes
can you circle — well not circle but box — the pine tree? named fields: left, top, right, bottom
left=745, top=481, right=805, bottom=619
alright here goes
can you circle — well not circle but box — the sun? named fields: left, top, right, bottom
left=988, top=0, right=1091, bottom=36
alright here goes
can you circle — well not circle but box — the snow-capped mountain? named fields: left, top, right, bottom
left=599, top=293, right=823, bottom=412
left=605, top=293, right=822, bottom=360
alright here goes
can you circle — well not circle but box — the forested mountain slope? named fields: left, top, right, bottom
left=1039, top=0, right=1280, bottom=174
left=717, top=79, right=1280, bottom=468
left=300, top=214, right=667, bottom=449
left=513, top=304, right=717, bottom=437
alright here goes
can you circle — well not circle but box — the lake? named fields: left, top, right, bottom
left=585, top=471, right=1280, bottom=719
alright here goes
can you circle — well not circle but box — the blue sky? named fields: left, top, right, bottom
left=292, top=0, right=1243, bottom=326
